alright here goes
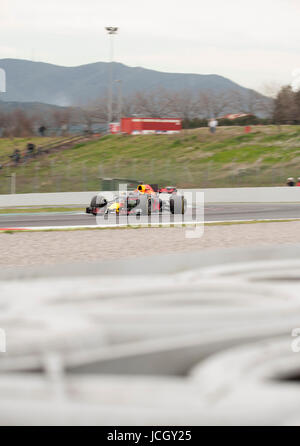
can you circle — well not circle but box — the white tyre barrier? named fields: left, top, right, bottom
left=0, top=246, right=300, bottom=424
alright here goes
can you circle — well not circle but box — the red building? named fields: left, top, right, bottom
left=217, top=113, right=253, bottom=120
left=109, top=122, right=121, bottom=134
left=120, top=117, right=182, bottom=135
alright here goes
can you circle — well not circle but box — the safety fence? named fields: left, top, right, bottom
left=0, top=159, right=297, bottom=195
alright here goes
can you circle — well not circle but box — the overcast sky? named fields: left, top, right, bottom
left=1, top=0, right=299, bottom=93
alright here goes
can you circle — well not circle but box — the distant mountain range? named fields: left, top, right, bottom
left=0, top=100, right=65, bottom=114
left=0, top=58, right=266, bottom=108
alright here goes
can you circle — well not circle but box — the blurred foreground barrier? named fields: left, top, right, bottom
left=0, top=245, right=300, bottom=425
left=0, top=187, right=300, bottom=207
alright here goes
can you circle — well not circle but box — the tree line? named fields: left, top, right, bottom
left=273, top=86, right=300, bottom=124
left=0, top=84, right=299, bottom=137
left=91, top=87, right=271, bottom=121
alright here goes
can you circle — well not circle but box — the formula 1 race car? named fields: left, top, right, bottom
left=86, top=184, right=186, bottom=217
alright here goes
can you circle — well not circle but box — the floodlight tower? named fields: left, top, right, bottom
left=115, top=79, right=123, bottom=130
left=105, top=26, right=118, bottom=133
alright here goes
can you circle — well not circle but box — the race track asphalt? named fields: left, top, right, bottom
left=0, top=203, right=300, bottom=228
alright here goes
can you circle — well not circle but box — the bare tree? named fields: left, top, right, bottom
left=199, top=90, right=230, bottom=118
left=229, top=89, right=247, bottom=115
left=80, top=108, right=94, bottom=132
left=258, top=82, right=281, bottom=119
left=273, top=85, right=298, bottom=124
left=51, top=108, right=72, bottom=135
left=165, top=90, right=199, bottom=119
left=294, top=90, right=300, bottom=122
left=0, top=111, right=12, bottom=137
left=121, top=95, right=137, bottom=117
left=131, top=88, right=172, bottom=117
left=9, top=110, right=34, bottom=137
left=243, top=90, right=264, bottom=115
left=89, top=96, right=108, bottom=121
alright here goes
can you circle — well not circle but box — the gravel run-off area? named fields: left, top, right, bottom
left=1, top=221, right=300, bottom=267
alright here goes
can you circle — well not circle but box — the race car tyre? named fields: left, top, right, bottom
left=170, top=195, right=185, bottom=214
left=90, top=196, right=97, bottom=207
left=159, top=199, right=163, bottom=213
left=90, top=195, right=107, bottom=209
left=138, top=195, right=151, bottom=215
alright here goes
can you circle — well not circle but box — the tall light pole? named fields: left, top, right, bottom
left=105, top=26, right=118, bottom=133
left=115, top=79, right=122, bottom=131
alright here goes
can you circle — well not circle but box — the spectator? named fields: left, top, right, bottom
left=287, top=177, right=295, bottom=187
left=209, top=118, right=218, bottom=134
left=39, top=126, right=46, bottom=137
left=26, top=143, right=35, bottom=157
left=10, top=149, right=21, bottom=165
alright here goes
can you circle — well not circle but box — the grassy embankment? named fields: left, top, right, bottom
left=0, top=126, right=300, bottom=194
